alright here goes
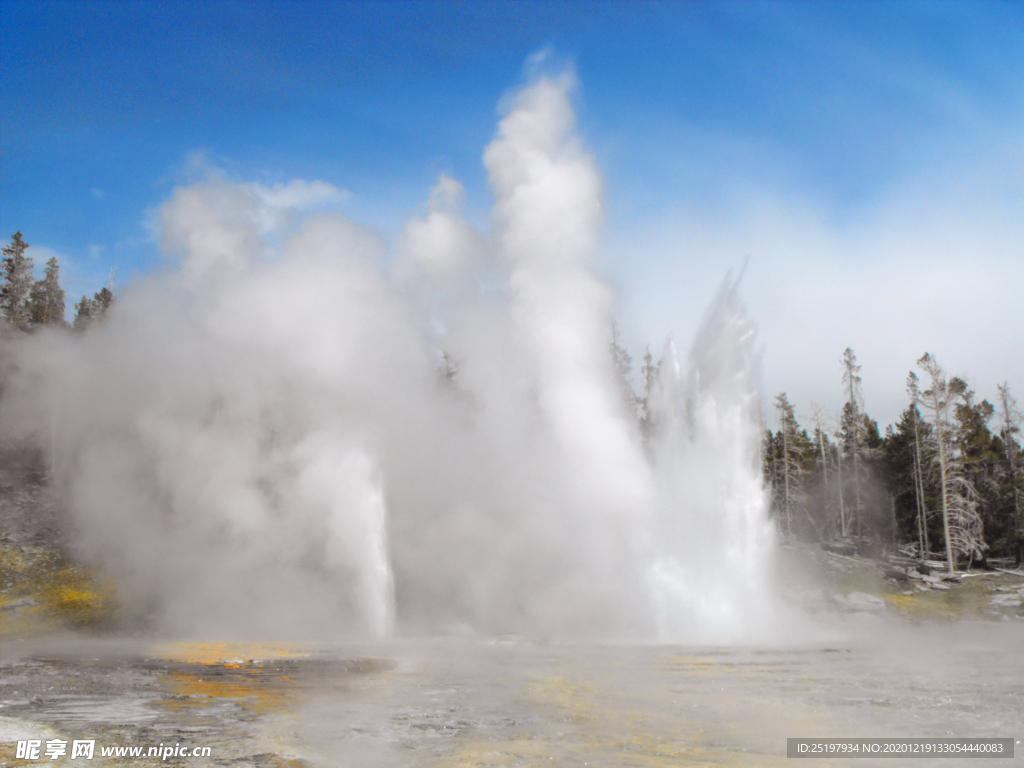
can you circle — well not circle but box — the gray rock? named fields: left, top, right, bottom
left=839, top=592, right=887, bottom=612
left=1, top=597, right=38, bottom=611
left=990, top=594, right=1022, bottom=606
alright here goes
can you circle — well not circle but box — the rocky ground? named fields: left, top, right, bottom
left=779, top=540, right=1024, bottom=625
left=0, top=444, right=116, bottom=640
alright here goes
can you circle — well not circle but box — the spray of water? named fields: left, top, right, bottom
left=646, top=275, right=780, bottom=642
left=0, top=65, right=782, bottom=641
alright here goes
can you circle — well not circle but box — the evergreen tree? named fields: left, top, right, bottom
left=955, top=387, right=1001, bottom=563
left=916, top=353, right=986, bottom=572
left=637, top=347, right=660, bottom=445
left=609, top=321, right=636, bottom=420
left=996, top=383, right=1024, bottom=564
left=762, top=426, right=776, bottom=492
left=1, top=232, right=35, bottom=328
left=73, top=284, right=116, bottom=331
left=27, top=256, right=67, bottom=327
left=884, top=401, right=933, bottom=556
left=73, top=295, right=96, bottom=330
left=806, top=405, right=842, bottom=538
left=772, top=393, right=801, bottom=537
left=93, top=285, right=114, bottom=315
left=861, top=410, right=893, bottom=543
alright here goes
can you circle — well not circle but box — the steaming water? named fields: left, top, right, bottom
left=0, top=66, right=780, bottom=642
left=1, top=626, right=1021, bottom=766
left=647, top=277, right=779, bottom=642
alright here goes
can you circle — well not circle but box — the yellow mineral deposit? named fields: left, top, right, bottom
left=148, top=642, right=313, bottom=716
left=0, top=542, right=114, bottom=637
left=148, top=641, right=313, bottom=666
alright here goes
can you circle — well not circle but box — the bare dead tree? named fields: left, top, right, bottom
left=832, top=405, right=849, bottom=537
left=917, top=353, right=986, bottom=573
left=906, top=372, right=931, bottom=558
left=840, top=347, right=866, bottom=536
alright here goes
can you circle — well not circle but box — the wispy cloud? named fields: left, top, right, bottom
left=616, top=138, right=1024, bottom=428
left=249, top=179, right=350, bottom=211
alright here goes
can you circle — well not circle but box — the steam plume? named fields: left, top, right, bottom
left=0, top=66, right=779, bottom=641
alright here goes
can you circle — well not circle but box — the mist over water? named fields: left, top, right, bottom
left=0, top=69, right=782, bottom=642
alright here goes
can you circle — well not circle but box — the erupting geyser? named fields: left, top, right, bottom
left=0, top=66, right=780, bottom=642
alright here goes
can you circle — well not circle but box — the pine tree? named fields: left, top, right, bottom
left=1, top=232, right=35, bottom=329
left=772, top=393, right=815, bottom=538
left=73, top=295, right=96, bottom=330
left=806, top=405, right=844, bottom=538
left=73, top=282, right=116, bottom=331
left=636, top=347, right=660, bottom=445
left=916, top=353, right=986, bottom=572
left=27, top=256, right=67, bottom=327
left=884, top=399, right=933, bottom=557
left=955, top=387, right=1001, bottom=563
left=609, top=321, right=636, bottom=419
left=93, top=285, right=114, bottom=314
left=762, top=426, right=776, bottom=492
left=996, top=383, right=1024, bottom=564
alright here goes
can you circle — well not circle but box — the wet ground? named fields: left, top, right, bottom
left=0, top=625, right=1021, bottom=768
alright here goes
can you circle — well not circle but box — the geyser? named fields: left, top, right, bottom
left=0, top=67, right=779, bottom=641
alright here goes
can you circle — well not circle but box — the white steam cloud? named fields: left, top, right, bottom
left=0, top=67, right=783, bottom=642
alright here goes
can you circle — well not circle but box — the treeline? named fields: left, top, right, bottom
left=609, top=326, right=1023, bottom=572
left=1, top=232, right=114, bottom=332
left=764, top=348, right=1023, bottom=571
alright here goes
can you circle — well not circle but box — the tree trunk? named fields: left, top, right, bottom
left=853, top=450, right=862, bottom=538
left=782, top=429, right=792, bottom=537
left=912, top=415, right=928, bottom=556
left=937, top=422, right=955, bottom=574
left=836, top=451, right=847, bottom=537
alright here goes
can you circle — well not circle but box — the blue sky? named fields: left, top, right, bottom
left=3, top=1, right=1023, bottom=425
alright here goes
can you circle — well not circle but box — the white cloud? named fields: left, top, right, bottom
left=249, top=179, right=350, bottom=210
left=614, top=144, right=1024, bottom=429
